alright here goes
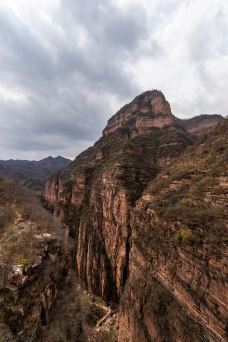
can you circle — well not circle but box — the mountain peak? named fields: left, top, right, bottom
left=103, top=90, right=225, bottom=138
left=39, top=156, right=71, bottom=163
left=103, top=90, right=175, bottom=137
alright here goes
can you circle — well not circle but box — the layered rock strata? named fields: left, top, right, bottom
left=43, top=90, right=227, bottom=341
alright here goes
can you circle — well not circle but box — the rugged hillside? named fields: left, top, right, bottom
left=118, top=120, right=228, bottom=342
left=0, top=179, right=120, bottom=341
left=0, top=178, right=74, bottom=341
left=43, top=90, right=227, bottom=341
left=0, top=156, right=71, bottom=192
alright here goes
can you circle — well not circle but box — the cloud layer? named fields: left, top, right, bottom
left=0, top=0, right=227, bottom=159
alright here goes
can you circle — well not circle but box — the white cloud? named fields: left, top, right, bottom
left=131, top=0, right=228, bottom=117
left=0, top=85, right=28, bottom=104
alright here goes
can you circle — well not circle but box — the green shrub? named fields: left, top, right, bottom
left=20, top=258, right=30, bottom=268
left=173, top=229, right=195, bottom=245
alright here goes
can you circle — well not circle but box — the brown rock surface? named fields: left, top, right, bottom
left=118, top=120, right=228, bottom=341
left=44, top=117, right=191, bottom=301
left=43, top=90, right=227, bottom=341
left=103, top=90, right=175, bottom=137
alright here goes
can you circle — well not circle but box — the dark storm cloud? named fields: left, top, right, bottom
left=0, top=0, right=157, bottom=159
left=0, top=0, right=227, bottom=160
left=61, top=0, right=148, bottom=50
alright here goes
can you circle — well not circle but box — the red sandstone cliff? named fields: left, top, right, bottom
left=103, top=90, right=175, bottom=137
left=43, top=90, right=227, bottom=341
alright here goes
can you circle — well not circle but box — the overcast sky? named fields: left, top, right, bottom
left=0, top=0, right=227, bottom=160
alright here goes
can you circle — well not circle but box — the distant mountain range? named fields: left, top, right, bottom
left=0, top=156, right=71, bottom=192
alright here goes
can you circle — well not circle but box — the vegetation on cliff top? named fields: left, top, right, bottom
left=134, top=120, right=228, bottom=257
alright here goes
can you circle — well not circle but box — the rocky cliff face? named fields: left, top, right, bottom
left=103, top=90, right=175, bottom=137
left=43, top=90, right=227, bottom=341
left=44, top=91, right=192, bottom=301
left=118, top=121, right=228, bottom=342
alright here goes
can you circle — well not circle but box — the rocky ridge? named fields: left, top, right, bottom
left=43, top=90, right=227, bottom=341
left=176, top=114, right=224, bottom=136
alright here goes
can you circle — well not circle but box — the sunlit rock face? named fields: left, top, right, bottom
left=103, top=90, right=175, bottom=137
left=43, top=90, right=227, bottom=342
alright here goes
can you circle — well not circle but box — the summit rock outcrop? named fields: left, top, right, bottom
left=103, top=90, right=175, bottom=137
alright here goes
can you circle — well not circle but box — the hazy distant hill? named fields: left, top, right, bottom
left=0, top=156, right=71, bottom=192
